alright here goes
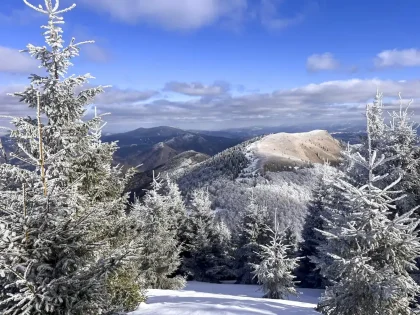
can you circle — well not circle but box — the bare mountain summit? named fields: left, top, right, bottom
left=252, top=130, right=342, bottom=172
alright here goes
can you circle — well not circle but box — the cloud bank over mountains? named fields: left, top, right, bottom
left=1, top=78, right=420, bottom=132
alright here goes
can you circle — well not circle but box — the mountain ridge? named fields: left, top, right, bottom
left=102, top=126, right=242, bottom=168
left=175, top=129, right=342, bottom=192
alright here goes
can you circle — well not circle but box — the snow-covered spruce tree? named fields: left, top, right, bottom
left=383, top=95, right=420, bottom=285
left=345, top=91, right=420, bottom=215
left=163, top=175, right=187, bottom=243
left=382, top=94, right=420, bottom=213
left=316, top=104, right=420, bottom=315
left=367, top=89, right=387, bottom=147
left=251, top=222, right=299, bottom=299
left=295, top=163, right=342, bottom=289
left=86, top=110, right=146, bottom=312
left=182, top=188, right=233, bottom=282
left=283, top=227, right=298, bottom=258
left=214, top=219, right=235, bottom=278
left=0, top=100, right=142, bottom=315
left=343, top=90, right=386, bottom=186
left=0, top=154, right=105, bottom=315
left=131, top=173, right=185, bottom=290
left=0, top=1, right=144, bottom=314
left=234, top=192, right=272, bottom=284
left=295, top=170, right=325, bottom=288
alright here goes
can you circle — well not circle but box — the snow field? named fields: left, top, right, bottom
left=131, top=281, right=322, bottom=315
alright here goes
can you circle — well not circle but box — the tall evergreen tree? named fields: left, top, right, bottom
left=0, top=1, right=143, bottom=314
left=343, top=89, right=386, bottom=186
left=316, top=103, right=420, bottom=315
left=343, top=92, right=420, bottom=286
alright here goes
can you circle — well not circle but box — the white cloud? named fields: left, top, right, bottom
left=76, top=0, right=247, bottom=30
left=306, top=53, right=339, bottom=72
left=95, top=87, right=158, bottom=104
left=74, top=0, right=312, bottom=31
left=164, top=81, right=230, bottom=96
left=102, top=78, right=420, bottom=131
left=0, top=85, right=158, bottom=122
left=82, top=44, right=111, bottom=63
left=70, top=24, right=112, bottom=63
left=84, top=79, right=420, bottom=131
left=374, top=48, right=420, bottom=68
left=3, top=79, right=420, bottom=132
left=0, top=46, right=39, bottom=74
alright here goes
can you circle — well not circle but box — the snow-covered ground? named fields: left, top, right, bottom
left=130, top=281, right=322, bottom=314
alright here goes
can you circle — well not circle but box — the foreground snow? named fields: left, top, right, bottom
left=129, top=281, right=321, bottom=314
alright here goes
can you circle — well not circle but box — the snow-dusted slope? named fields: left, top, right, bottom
left=130, top=281, right=321, bottom=315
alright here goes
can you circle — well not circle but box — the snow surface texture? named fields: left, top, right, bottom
left=130, top=281, right=321, bottom=314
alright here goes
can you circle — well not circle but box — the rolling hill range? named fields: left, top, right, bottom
left=102, top=126, right=242, bottom=170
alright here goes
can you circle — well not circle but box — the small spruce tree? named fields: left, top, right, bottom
left=235, top=192, right=271, bottom=284
left=164, top=175, right=187, bottom=243
left=131, top=173, right=185, bottom=290
left=182, top=188, right=232, bottom=282
left=251, top=221, right=299, bottom=299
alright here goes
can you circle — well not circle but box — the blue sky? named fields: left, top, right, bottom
left=1, top=0, right=420, bottom=132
